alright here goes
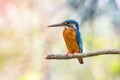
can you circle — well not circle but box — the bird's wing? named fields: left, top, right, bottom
left=75, top=30, right=83, bottom=53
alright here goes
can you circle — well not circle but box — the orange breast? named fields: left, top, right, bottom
left=63, top=28, right=80, bottom=53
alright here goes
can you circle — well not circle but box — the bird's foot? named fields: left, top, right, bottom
left=72, top=53, right=75, bottom=56
left=72, top=54, right=74, bottom=56
left=65, top=52, right=69, bottom=57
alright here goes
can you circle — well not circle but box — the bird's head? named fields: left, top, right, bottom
left=48, top=19, right=79, bottom=30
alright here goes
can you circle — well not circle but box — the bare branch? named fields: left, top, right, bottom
left=45, top=49, right=120, bottom=59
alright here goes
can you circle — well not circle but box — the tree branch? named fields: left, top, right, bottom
left=45, top=49, right=120, bottom=59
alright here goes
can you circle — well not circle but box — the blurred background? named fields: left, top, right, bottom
left=0, top=0, right=120, bottom=80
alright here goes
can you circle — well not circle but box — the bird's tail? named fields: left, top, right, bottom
left=78, top=58, right=83, bottom=64
left=77, top=51, right=83, bottom=64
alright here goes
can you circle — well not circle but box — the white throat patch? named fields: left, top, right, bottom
left=73, top=25, right=77, bottom=29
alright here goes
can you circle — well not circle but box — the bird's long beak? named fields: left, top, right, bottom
left=48, top=23, right=64, bottom=27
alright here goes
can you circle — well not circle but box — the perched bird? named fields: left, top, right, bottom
left=48, top=20, right=83, bottom=64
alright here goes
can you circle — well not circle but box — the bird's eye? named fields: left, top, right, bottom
left=62, top=22, right=69, bottom=25
left=64, top=22, right=69, bottom=24
left=66, top=22, right=70, bottom=24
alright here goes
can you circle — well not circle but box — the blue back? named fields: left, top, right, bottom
left=75, top=29, right=83, bottom=52
left=64, top=19, right=83, bottom=52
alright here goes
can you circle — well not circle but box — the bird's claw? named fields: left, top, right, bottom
left=65, top=52, right=69, bottom=57
left=72, top=53, right=75, bottom=56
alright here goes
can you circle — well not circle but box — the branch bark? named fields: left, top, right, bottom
left=45, top=49, right=120, bottom=59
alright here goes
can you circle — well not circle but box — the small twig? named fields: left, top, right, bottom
left=45, top=49, right=120, bottom=59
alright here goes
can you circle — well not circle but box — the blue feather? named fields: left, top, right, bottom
left=75, top=29, right=83, bottom=52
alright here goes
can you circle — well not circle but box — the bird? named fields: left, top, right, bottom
left=48, top=19, right=83, bottom=64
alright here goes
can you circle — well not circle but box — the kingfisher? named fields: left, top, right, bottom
left=48, top=19, right=83, bottom=64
